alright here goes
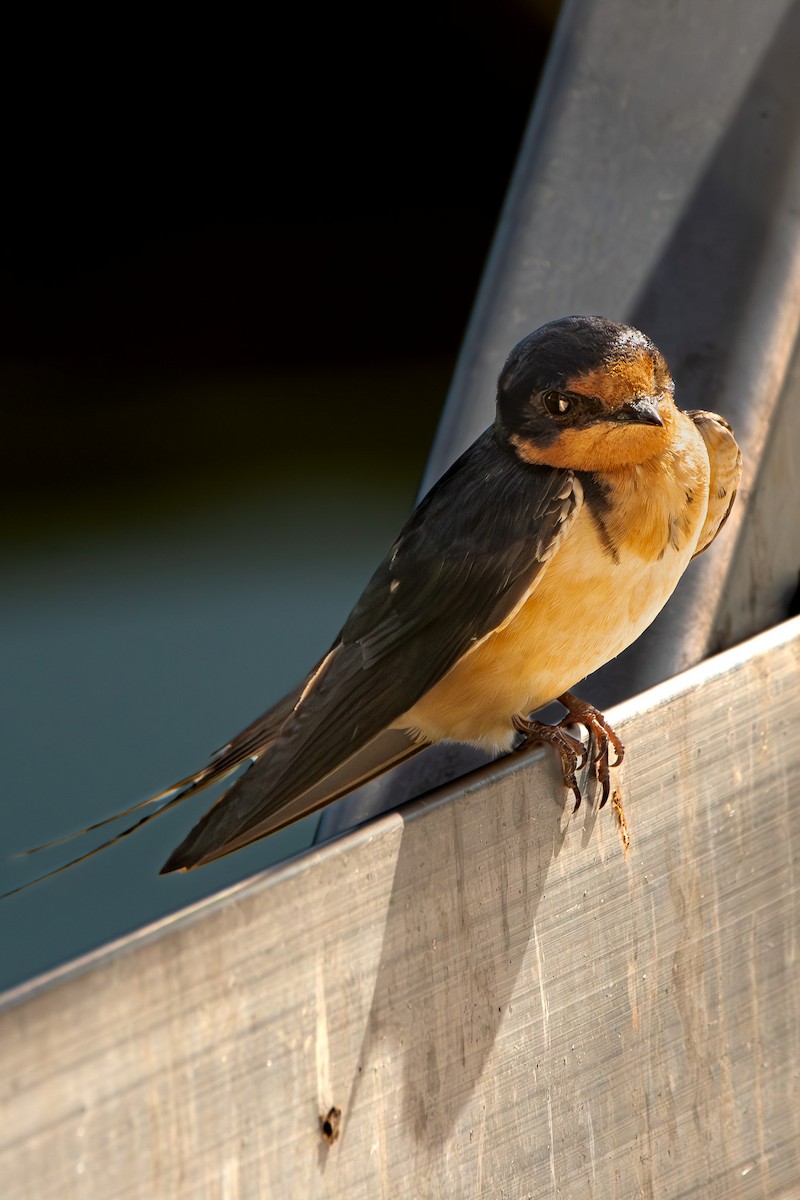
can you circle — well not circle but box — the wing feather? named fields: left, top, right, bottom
left=164, top=431, right=582, bottom=870
left=687, top=410, right=743, bottom=557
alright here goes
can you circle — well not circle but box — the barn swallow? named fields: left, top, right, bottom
left=7, top=315, right=742, bottom=889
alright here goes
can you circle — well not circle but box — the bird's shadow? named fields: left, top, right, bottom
left=338, top=749, right=574, bottom=1153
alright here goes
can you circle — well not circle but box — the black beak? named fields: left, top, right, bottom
left=616, top=397, right=663, bottom=427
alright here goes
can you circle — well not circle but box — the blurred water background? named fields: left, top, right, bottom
left=0, top=1, right=558, bottom=991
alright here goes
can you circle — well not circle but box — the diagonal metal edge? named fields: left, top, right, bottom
left=3, top=612, right=797, bottom=1016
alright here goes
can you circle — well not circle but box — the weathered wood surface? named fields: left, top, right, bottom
left=2, top=617, right=799, bottom=1199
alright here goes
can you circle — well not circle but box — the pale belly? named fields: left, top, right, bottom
left=398, top=472, right=708, bottom=752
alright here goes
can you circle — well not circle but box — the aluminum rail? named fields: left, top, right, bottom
left=2, top=616, right=799, bottom=1197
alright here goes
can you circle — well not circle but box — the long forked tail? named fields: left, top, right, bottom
left=1, top=675, right=311, bottom=898
left=1, top=776, right=232, bottom=898
left=160, top=726, right=423, bottom=872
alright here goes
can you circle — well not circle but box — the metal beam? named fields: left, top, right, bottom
left=2, top=616, right=799, bottom=1197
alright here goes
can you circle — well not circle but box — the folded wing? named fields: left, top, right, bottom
left=164, top=431, right=582, bottom=870
left=687, top=410, right=743, bottom=557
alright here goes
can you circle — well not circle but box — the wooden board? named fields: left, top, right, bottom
left=2, top=616, right=800, bottom=1198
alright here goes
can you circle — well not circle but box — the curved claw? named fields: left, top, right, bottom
left=514, top=693, right=625, bottom=813
left=513, top=713, right=586, bottom=810
left=557, top=693, right=625, bottom=808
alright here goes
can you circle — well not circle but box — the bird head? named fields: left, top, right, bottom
left=496, top=315, right=676, bottom=471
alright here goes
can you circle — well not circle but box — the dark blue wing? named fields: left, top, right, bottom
left=163, top=430, right=581, bottom=869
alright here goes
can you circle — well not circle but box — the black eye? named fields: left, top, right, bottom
left=541, top=389, right=571, bottom=416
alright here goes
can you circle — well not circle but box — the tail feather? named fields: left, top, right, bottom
left=2, top=672, right=316, bottom=897
left=0, top=785, right=216, bottom=898
left=6, top=777, right=199, bottom=860
left=160, top=726, right=423, bottom=872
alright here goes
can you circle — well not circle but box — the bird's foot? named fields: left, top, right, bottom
left=512, top=713, right=587, bottom=811
left=513, top=693, right=624, bottom=811
left=557, top=691, right=624, bottom=809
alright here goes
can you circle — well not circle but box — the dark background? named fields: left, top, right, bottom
left=1, top=1, right=559, bottom=540
left=1, top=1, right=560, bottom=990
